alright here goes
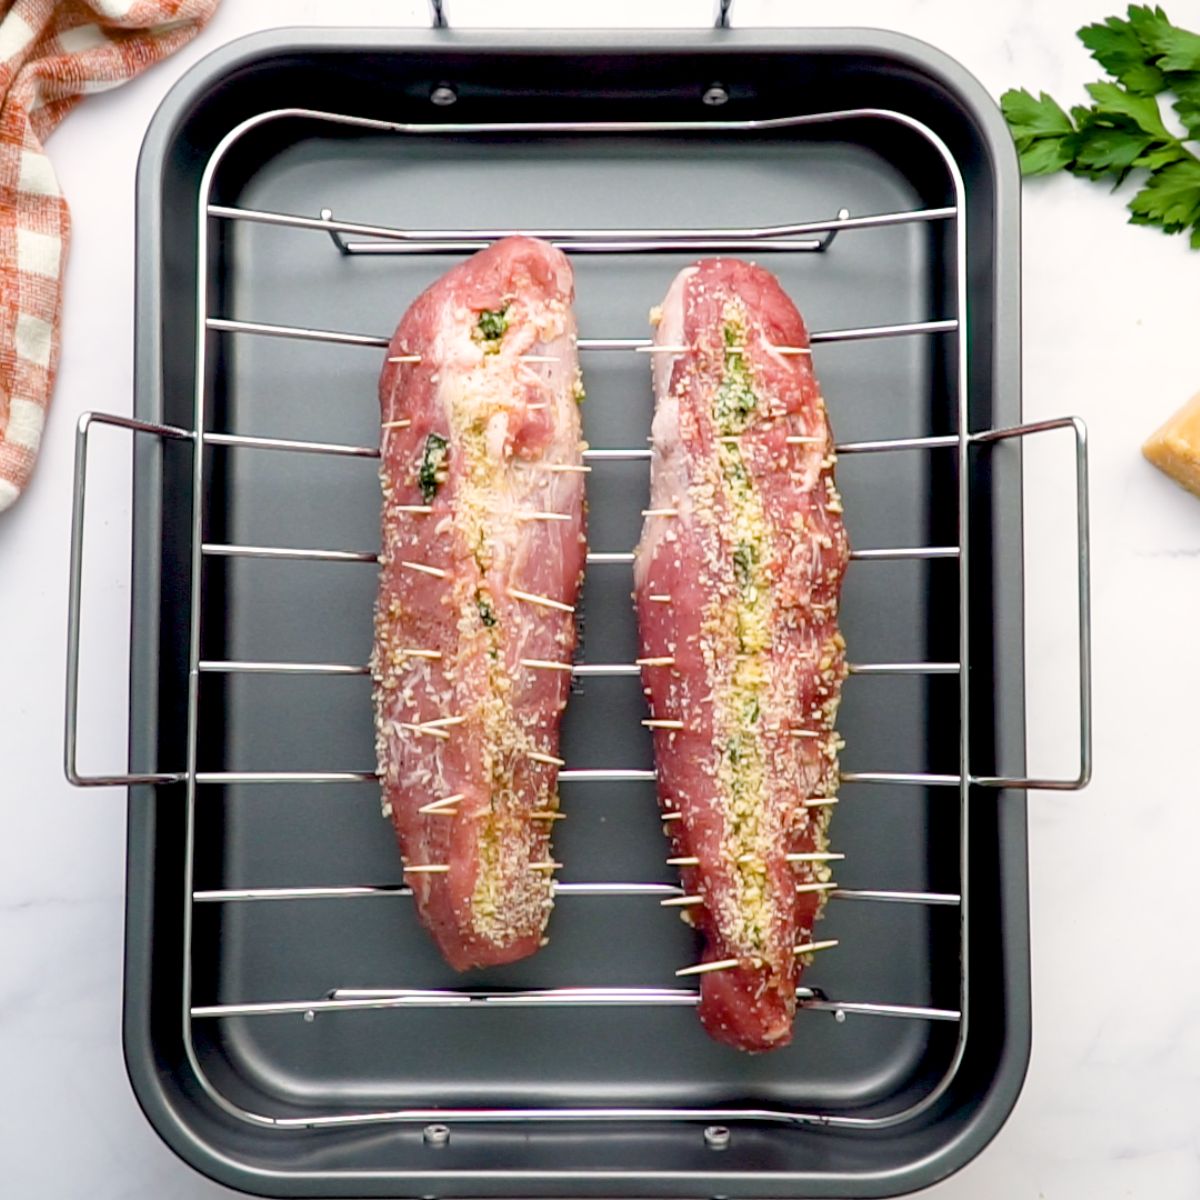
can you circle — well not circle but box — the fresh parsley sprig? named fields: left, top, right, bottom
left=1001, top=5, right=1200, bottom=247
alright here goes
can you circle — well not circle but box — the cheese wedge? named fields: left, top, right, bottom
left=1144, top=392, right=1200, bottom=499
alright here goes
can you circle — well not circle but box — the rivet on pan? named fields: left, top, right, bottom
left=834, top=1008, right=847, bottom=1024
left=430, top=84, right=458, bottom=107
left=702, top=84, right=729, bottom=107
left=302, top=1009, right=315, bottom=1023
left=424, top=1123, right=451, bottom=1147
left=704, top=1125, right=731, bottom=1151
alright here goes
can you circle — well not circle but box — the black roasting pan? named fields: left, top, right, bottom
left=109, top=23, right=1050, bottom=1198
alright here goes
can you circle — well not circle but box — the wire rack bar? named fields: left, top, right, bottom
left=202, top=542, right=375, bottom=564
left=192, top=769, right=956, bottom=787
left=203, top=430, right=962, bottom=460
left=192, top=882, right=959, bottom=906
left=204, top=430, right=380, bottom=459
left=190, top=990, right=959, bottom=1022
left=207, top=200, right=958, bottom=255
left=584, top=552, right=632, bottom=564
left=196, top=658, right=958, bottom=677
left=205, top=314, right=958, bottom=350
left=200, top=541, right=957, bottom=566
left=840, top=772, right=959, bottom=787
left=338, top=237, right=837, bottom=255
left=849, top=661, right=959, bottom=675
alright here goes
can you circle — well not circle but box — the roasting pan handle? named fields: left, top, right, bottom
left=427, top=1, right=735, bottom=28
left=64, top=411, right=192, bottom=788
left=970, top=416, right=1092, bottom=792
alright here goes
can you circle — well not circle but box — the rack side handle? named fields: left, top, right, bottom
left=65, top=411, right=192, bottom=787
left=971, top=416, right=1092, bottom=792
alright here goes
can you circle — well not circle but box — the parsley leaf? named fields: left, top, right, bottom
left=1126, top=3, right=1175, bottom=46
left=1135, top=144, right=1187, bottom=170
left=1019, top=134, right=1078, bottom=175
left=1002, top=4, right=1200, bottom=249
left=1001, top=87, right=1075, bottom=141
left=1000, top=89, right=1077, bottom=174
left=1128, top=158, right=1200, bottom=231
left=1070, top=112, right=1151, bottom=175
left=1079, top=14, right=1166, bottom=93
left=1171, top=72, right=1200, bottom=138
left=1135, top=4, right=1200, bottom=70
left=1085, top=80, right=1174, bottom=138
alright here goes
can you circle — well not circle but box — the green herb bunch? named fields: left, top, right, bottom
left=1001, top=5, right=1200, bottom=246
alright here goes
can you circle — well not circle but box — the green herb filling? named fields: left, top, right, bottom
left=474, top=306, right=510, bottom=351
left=418, top=432, right=450, bottom=502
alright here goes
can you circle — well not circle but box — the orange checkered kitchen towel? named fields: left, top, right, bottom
left=0, top=0, right=218, bottom=512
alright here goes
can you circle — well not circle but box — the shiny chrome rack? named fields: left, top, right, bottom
left=64, top=94, right=1092, bottom=1137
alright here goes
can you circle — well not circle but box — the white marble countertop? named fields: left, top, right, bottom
left=3, top=1, right=1199, bottom=1196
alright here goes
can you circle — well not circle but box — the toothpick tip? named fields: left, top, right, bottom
left=399, top=559, right=448, bottom=579
left=676, top=957, right=744, bottom=978
left=509, top=588, right=575, bottom=614
left=794, top=938, right=839, bottom=955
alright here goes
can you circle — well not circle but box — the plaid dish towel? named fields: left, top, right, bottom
left=0, top=0, right=218, bottom=512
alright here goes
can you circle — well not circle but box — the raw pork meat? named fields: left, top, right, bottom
left=373, top=237, right=586, bottom=971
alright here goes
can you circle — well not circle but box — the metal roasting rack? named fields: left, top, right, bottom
left=63, top=10, right=1093, bottom=1143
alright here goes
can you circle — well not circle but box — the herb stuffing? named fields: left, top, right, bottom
left=713, top=321, right=758, bottom=429
left=476, top=590, right=497, bottom=628
left=732, top=541, right=756, bottom=587
left=473, top=306, right=510, bottom=351
left=418, top=432, right=449, bottom=502
left=1001, top=5, right=1200, bottom=247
